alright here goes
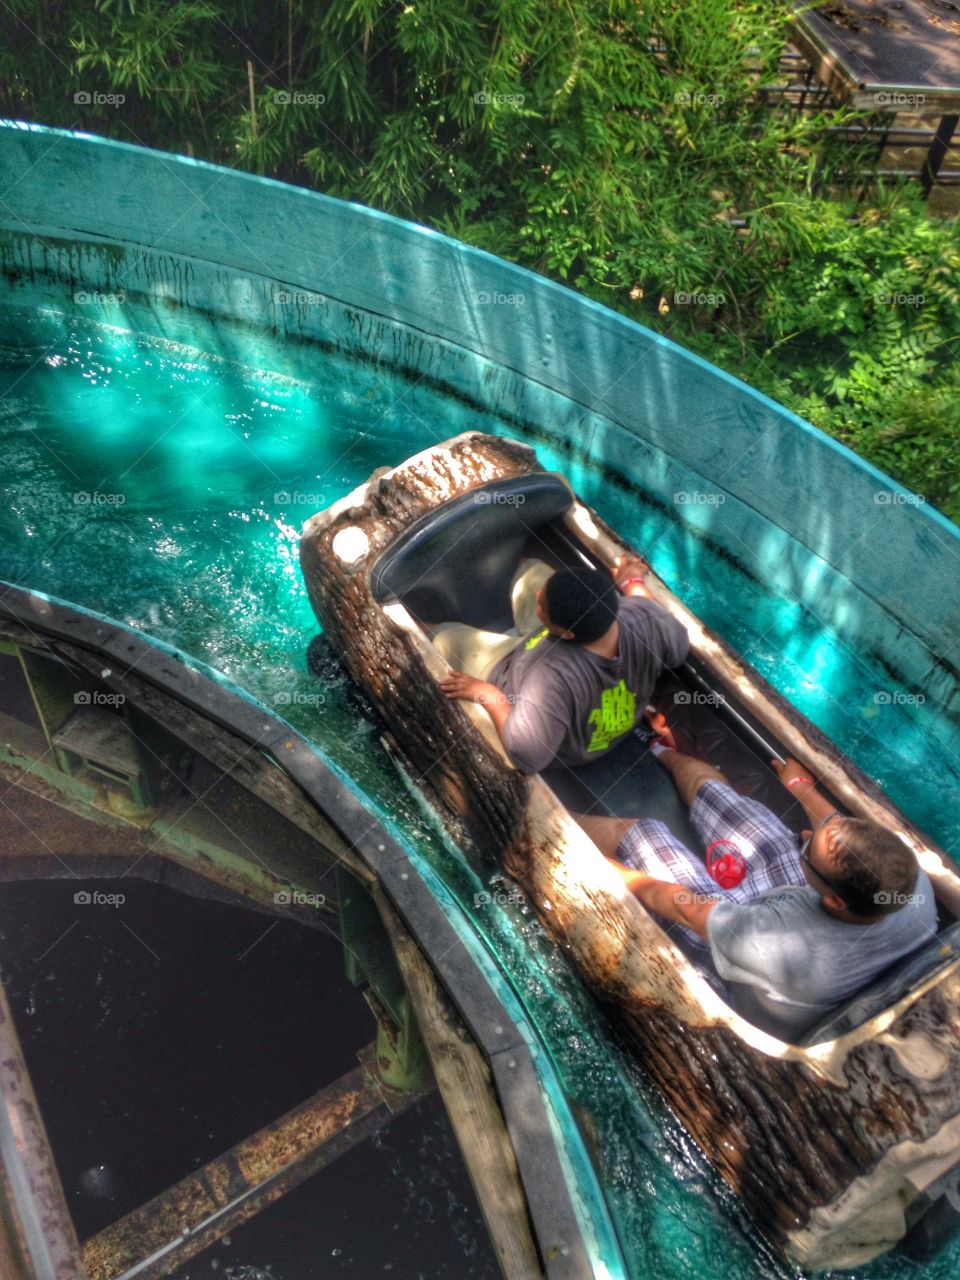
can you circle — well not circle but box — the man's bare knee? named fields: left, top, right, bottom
left=575, top=812, right=636, bottom=859
left=657, top=749, right=729, bottom=809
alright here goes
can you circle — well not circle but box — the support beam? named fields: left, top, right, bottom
left=0, top=731, right=334, bottom=926
left=0, top=630, right=359, bottom=921
left=82, top=1051, right=431, bottom=1280
left=373, top=888, right=545, bottom=1280
left=0, top=983, right=88, bottom=1280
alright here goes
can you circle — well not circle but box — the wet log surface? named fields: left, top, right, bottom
left=299, top=432, right=960, bottom=1259
left=623, top=988, right=960, bottom=1238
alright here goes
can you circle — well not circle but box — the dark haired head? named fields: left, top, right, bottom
left=543, top=567, right=619, bottom=643
left=827, top=818, right=919, bottom=916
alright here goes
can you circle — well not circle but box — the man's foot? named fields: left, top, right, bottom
left=644, top=705, right=679, bottom=753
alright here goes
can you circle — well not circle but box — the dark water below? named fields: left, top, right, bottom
left=0, top=876, right=496, bottom=1277
left=169, top=1100, right=496, bottom=1280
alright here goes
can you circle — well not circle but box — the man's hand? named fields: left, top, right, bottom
left=772, top=755, right=812, bottom=790
left=440, top=670, right=514, bottom=739
left=439, top=671, right=496, bottom=704
left=613, top=553, right=650, bottom=597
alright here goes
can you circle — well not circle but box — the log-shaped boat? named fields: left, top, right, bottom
left=300, top=431, right=960, bottom=1269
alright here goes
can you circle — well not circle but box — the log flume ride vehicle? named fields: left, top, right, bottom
left=300, top=431, right=960, bottom=1270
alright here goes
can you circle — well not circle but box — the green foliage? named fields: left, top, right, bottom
left=1, top=0, right=957, bottom=520
left=681, top=191, right=960, bottom=520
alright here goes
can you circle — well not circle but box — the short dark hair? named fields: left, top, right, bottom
left=829, top=818, right=920, bottom=916
left=544, top=567, right=619, bottom=643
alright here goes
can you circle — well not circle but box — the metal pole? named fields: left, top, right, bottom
left=921, top=113, right=959, bottom=197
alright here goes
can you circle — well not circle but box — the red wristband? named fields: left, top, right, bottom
left=786, top=776, right=814, bottom=789
left=618, top=576, right=647, bottom=592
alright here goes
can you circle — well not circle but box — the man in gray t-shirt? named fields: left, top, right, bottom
left=439, top=561, right=689, bottom=774
left=578, top=734, right=937, bottom=1040
left=706, top=867, right=935, bottom=1039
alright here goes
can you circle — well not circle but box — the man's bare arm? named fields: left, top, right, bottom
left=772, top=756, right=840, bottom=826
left=439, top=671, right=512, bottom=738
left=606, top=859, right=717, bottom=940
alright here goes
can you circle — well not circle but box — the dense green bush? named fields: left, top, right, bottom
left=2, top=0, right=957, bottom=519
left=679, top=192, right=960, bottom=520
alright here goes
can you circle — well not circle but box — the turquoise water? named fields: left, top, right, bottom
left=1, top=307, right=958, bottom=1280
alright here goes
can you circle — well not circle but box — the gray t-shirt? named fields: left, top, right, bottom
left=706, top=869, right=937, bottom=1039
left=489, top=596, right=689, bottom=773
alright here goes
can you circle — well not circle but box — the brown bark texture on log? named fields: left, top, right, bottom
left=300, top=435, right=536, bottom=867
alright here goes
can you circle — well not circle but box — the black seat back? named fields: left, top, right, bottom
left=371, top=473, right=574, bottom=629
